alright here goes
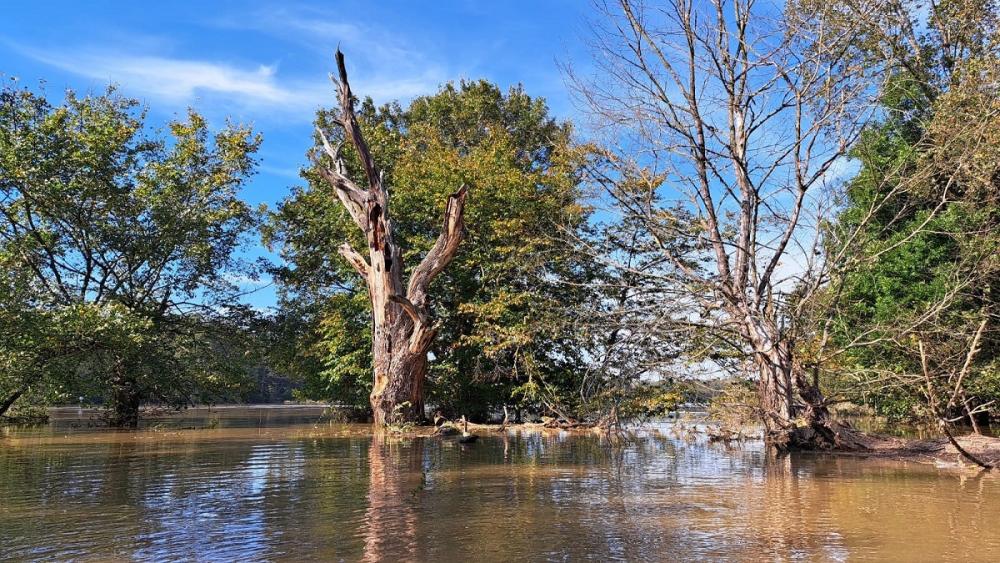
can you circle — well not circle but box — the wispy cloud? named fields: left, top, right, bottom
left=215, top=6, right=420, bottom=65
left=258, top=163, right=304, bottom=180
left=212, top=6, right=451, bottom=98
left=10, top=43, right=330, bottom=117
left=7, top=8, right=450, bottom=123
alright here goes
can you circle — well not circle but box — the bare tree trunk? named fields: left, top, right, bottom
left=755, top=354, right=795, bottom=439
left=747, top=319, right=859, bottom=450
left=746, top=318, right=804, bottom=446
left=317, top=51, right=468, bottom=426
left=108, top=376, right=141, bottom=428
left=0, top=386, right=26, bottom=418
left=370, top=348, right=428, bottom=426
left=756, top=358, right=856, bottom=450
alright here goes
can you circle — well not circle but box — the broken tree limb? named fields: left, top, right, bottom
left=406, top=184, right=469, bottom=306
left=318, top=50, right=470, bottom=426
left=338, top=242, right=371, bottom=278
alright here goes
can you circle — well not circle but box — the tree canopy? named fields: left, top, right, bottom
left=266, top=79, right=596, bottom=421
left=0, top=84, right=261, bottom=423
left=821, top=0, right=1000, bottom=424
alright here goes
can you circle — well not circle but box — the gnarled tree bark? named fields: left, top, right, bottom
left=317, top=50, right=468, bottom=426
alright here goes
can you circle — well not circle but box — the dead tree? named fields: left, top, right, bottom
left=569, top=0, right=881, bottom=449
left=316, top=51, right=468, bottom=426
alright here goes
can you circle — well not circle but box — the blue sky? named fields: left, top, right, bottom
left=3, top=0, right=592, bottom=308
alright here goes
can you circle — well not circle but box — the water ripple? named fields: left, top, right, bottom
left=1, top=412, right=998, bottom=561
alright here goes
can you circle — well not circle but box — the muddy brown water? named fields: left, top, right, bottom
left=1, top=406, right=998, bottom=561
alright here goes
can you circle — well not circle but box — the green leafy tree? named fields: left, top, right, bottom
left=0, top=83, right=261, bottom=425
left=820, top=0, right=1000, bottom=425
left=267, top=78, right=594, bottom=421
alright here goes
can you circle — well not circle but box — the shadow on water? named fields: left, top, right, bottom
left=1, top=407, right=999, bottom=561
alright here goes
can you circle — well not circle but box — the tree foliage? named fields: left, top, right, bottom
left=0, top=84, right=261, bottom=423
left=822, top=0, right=1000, bottom=423
left=267, top=80, right=595, bottom=420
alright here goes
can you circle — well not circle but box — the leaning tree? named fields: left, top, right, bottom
left=315, top=51, right=468, bottom=425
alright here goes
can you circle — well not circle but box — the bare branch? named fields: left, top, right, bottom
left=333, top=49, right=380, bottom=193
left=388, top=293, right=425, bottom=325
left=947, top=318, right=989, bottom=412
left=337, top=242, right=370, bottom=279
left=316, top=165, right=369, bottom=230
left=406, top=184, right=469, bottom=306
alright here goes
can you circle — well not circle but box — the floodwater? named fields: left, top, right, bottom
left=1, top=407, right=998, bottom=562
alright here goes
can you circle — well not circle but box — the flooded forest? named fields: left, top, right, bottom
left=3, top=0, right=1000, bottom=561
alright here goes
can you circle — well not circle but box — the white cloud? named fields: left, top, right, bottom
left=211, top=6, right=451, bottom=98
left=12, top=44, right=330, bottom=117
left=8, top=14, right=448, bottom=122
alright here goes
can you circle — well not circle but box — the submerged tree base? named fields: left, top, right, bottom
left=770, top=421, right=871, bottom=453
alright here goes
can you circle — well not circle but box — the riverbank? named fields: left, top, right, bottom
left=425, top=418, right=1000, bottom=471
left=843, top=432, right=1000, bottom=470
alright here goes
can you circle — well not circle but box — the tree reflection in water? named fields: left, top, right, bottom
left=363, top=432, right=425, bottom=561
left=2, top=414, right=1000, bottom=561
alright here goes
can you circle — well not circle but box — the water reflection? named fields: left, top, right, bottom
left=1, top=410, right=999, bottom=561
left=362, top=433, right=423, bottom=561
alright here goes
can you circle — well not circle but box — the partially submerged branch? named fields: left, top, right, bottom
left=920, top=336, right=994, bottom=470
